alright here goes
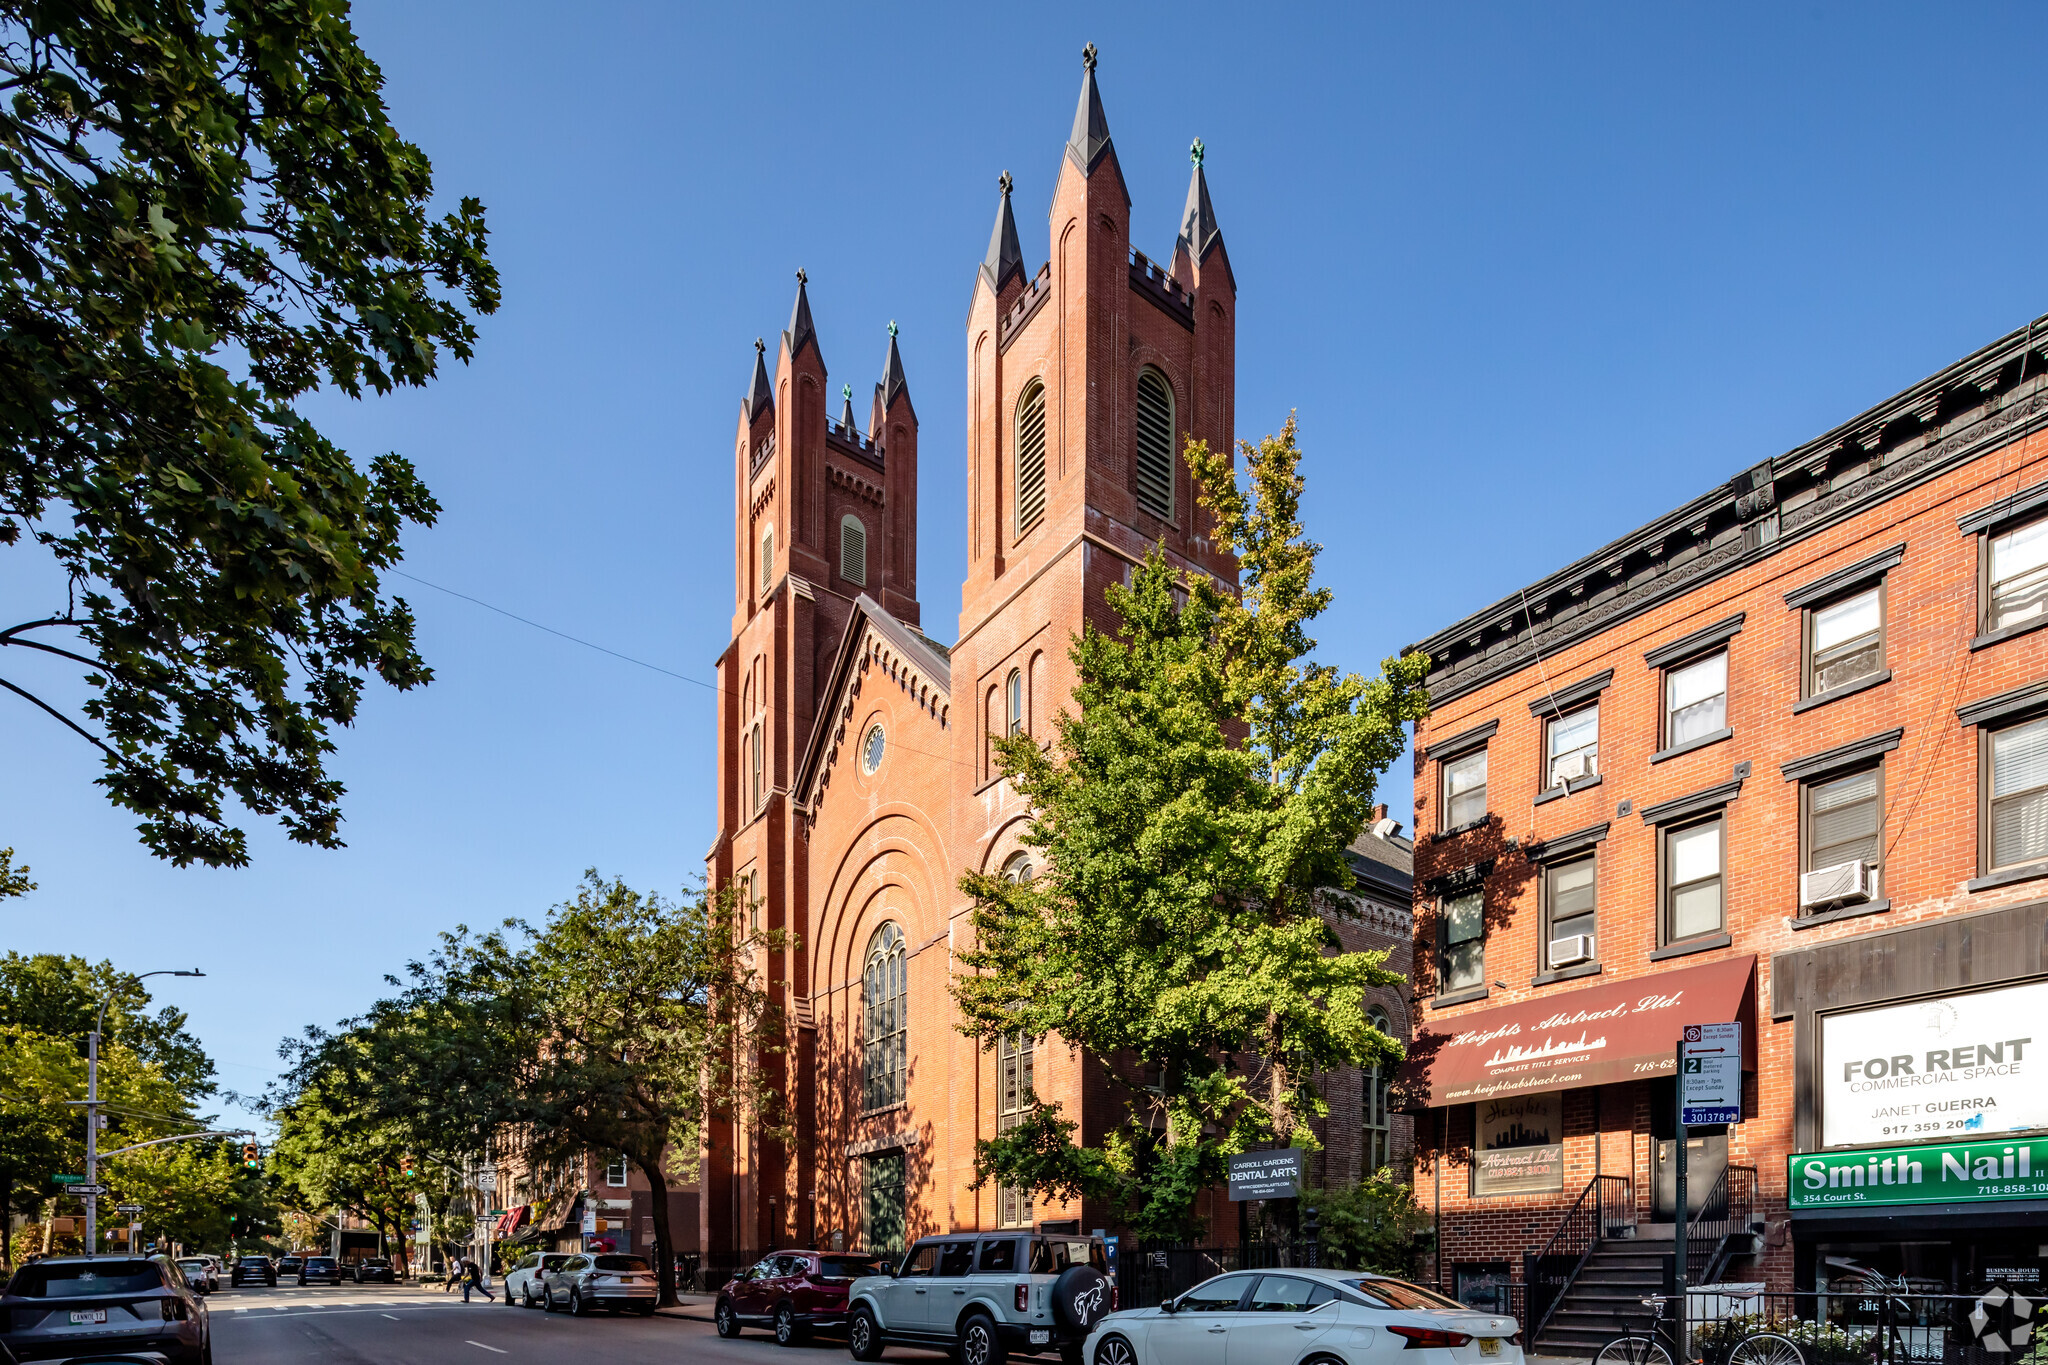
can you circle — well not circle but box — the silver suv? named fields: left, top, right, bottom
left=845, top=1231, right=1114, bottom=1364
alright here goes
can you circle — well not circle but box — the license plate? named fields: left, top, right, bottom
left=1480, top=1337, right=1501, bottom=1356
left=71, top=1309, right=108, bottom=1324
left=1030, top=1329, right=1051, bottom=1345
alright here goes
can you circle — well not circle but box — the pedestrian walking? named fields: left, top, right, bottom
left=462, top=1257, right=482, bottom=1304
left=444, top=1255, right=463, bottom=1294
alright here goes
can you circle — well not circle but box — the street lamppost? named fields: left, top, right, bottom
left=81, top=969, right=204, bottom=1253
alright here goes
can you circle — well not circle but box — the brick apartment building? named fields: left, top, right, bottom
left=700, top=47, right=1410, bottom=1272
left=1403, top=311, right=2048, bottom=1343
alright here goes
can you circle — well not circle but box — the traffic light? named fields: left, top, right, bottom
left=401, top=1155, right=415, bottom=1177
left=241, top=1143, right=259, bottom=1169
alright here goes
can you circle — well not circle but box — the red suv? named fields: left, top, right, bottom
left=715, top=1249, right=890, bottom=1345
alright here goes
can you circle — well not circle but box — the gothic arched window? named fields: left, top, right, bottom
left=1364, top=1005, right=1394, bottom=1174
left=862, top=923, right=908, bottom=1111
left=1135, top=367, right=1175, bottom=520
left=840, top=513, right=868, bottom=587
left=1006, top=669, right=1024, bottom=738
left=1001, top=851, right=1035, bottom=883
left=1015, top=380, right=1047, bottom=534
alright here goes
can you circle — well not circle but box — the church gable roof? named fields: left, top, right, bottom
left=794, top=593, right=953, bottom=812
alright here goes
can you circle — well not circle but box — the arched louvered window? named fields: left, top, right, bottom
left=1015, top=380, right=1047, bottom=535
left=840, top=514, right=867, bottom=586
left=1135, top=368, right=1175, bottom=520
left=1005, top=669, right=1023, bottom=738
left=862, top=923, right=908, bottom=1110
left=760, top=525, right=775, bottom=595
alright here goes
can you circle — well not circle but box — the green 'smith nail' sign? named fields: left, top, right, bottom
left=1789, top=1136, right=2048, bottom=1208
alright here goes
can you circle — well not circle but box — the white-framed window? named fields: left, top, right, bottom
left=1545, top=704, right=1598, bottom=788
left=1134, top=367, right=1174, bottom=520
left=1363, top=1005, right=1394, bottom=1174
left=840, top=513, right=868, bottom=586
left=1664, top=651, right=1728, bottom=745
left=605, top=1157, right=629, bottom=1188
left=1015, top=380, right=1048, bottom=534
left=1005, top=669, right=1023, bottom=738
left=862, top=924, right=907, bottom=1111
left=1441, top=749, right=1487, bottom=829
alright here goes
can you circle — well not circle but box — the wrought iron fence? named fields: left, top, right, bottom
left=1620, top=1288, right=2047, bottom=1365
left=1114, top=1244, right=1294, bottom=1309
left=1685, top=1163, right=1759, bottom=1283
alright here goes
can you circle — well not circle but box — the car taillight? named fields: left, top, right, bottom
left=1388, top=1326, right=1473, bottom=1350
left=1016, top=1282, right=1029, bottom=1312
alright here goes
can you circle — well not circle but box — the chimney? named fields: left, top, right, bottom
left=1372, top=803, right=1388, bottom=824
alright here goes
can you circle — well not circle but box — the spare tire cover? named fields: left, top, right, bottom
left=1052, top=1264, right=1112, bottom=1333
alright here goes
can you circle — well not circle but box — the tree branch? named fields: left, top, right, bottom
left=0, top=674, right=120, bottom=762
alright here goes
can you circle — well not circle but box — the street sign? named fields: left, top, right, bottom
left=580, top=1208, right=597, bottom=1236
left=1680, top=1022, right=1742, bottom=1126
left=116, top=1204, right=144, bottom=1214
left=52, top=1174, right=84, bottom=1185
left=69, top=1184, right=106, bottom=1197
left=474, top=1171, right=497, bottom=1193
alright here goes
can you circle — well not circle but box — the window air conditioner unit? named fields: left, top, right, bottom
left=1551, top=754, right=1588, bottom=786
left=1548, top=934, right=1595, bottom=967
left=1800, top=860, right=1874, bottom=909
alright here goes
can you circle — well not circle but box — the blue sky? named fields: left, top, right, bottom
left=5, top=2, right=2047, bottom=1131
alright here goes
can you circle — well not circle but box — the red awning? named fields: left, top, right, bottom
left=1397, top=954, right=1758, bottom=1108
left=493, top=1206, right=527, bottom=1237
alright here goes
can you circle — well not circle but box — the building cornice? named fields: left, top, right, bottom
left=1412, top=315, right=2048, bottom=707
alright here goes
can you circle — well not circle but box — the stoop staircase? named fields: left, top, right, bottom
left=1533, top=1234, right=1669, bottom=1357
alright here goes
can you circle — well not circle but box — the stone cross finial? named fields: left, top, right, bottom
left=755, top=337, right=764, bottom=354
left=795, top=267, right=807, bottom=286
left=842, top=384, right=852, bottom=401
left=998, top=170, right=1013, bottom=197
left=1082, top=42, right=1097, bottom=71
left=1190, top=137, right=1205, bottom=166
left=888, top=320, right=898, bottom=338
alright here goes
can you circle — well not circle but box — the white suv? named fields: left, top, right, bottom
left=845, top=1231, right=1115, bottom=1365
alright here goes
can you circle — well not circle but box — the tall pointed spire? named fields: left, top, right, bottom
left=878, top=319, right=910, bottom=414
left=1177, top=137, right=1222, bottom=262
left=838, top=383, right=858, bottom=438
left=982, top=171, right=1025, bottom=293
left=1066, top=42, right=1113, bottom=173
left=744, top=337, right=772, bottom=419
left=786, top=266, right=819, bottom=362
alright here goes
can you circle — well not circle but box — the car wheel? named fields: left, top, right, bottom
left=847, top=1304, right=885, bottom=1362
left=543, top=1286, right=560, bottom=1314
left=715, top=1298, right=741, bottom=1338
left=1093, top=1337, right=1139, bottom=1365
left=775, top=1301, right=809, bottom=1346
left=959, top=1311, right=1005, bottom=1365
left=522, top=1284, right=537, bottom=1308
left=570, top=1289, right=589, bottom=1317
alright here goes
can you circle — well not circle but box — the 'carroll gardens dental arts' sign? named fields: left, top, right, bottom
left=1789, top=1137, right=2048, bottom=1209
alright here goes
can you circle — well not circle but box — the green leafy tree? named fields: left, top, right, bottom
left=270, top=1062, right=441, bottom=1275
left=0, top=0, right=498, bottom=867
left=953, top=417, right=1429, bottom=1241
left=0, top=848, right=31, bottom=899
left=1296, top=1173, right=1429, bottom=1274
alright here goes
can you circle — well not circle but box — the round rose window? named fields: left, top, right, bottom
left=862, top=723, right=886, bottom=774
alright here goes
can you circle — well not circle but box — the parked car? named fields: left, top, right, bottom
left=230, top=1255, right=276, bottom=1288
left=275, top=1255, right=304, bottom=1280
left=844, top=1231, right=1115, bottom=1362
left=175, top=1258, right=216, bottom=1293
left=0, top=1254, right=210, bottom=1364
left=200, top=1254, right=224, bottom=1282
left=540, top=1253, right=658, bottom=1316
left=352, top=1257, right=396, bottom=1285
left=1082, top=1268, right=1524, bottom=1365
left=503, top=1252, right=577, bottom=1308
left=298, top=1256, right=342, bottom=1287
left=717, top=1249, right=888, bottom=1344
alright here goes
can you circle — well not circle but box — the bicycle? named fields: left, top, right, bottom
left=1595, top=1294, right=1807, bottom=1365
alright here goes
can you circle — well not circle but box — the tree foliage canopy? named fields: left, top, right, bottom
left=0, top=0, right=497, bottom=866
left=953, top=417, right=1429, bottom=1240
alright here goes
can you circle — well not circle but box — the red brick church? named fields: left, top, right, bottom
left=701, top=49, right=1405, bottom=1270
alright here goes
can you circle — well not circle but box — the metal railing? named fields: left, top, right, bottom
left=1684, top=1163, right=1757, bottom=1285
left=1115, top=1244, right=1291, bottom=1310
left=1628, top=1288, right=2043, bottom=1365
left=1524, top=1174, right=1634, bottom=1345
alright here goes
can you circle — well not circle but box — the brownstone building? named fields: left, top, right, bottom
left=1403, top=312, right=2048, bottom=1347
left=702, top=49, right=1252, bottom=1268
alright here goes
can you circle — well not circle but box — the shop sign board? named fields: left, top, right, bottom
left=1227, top=1149, right=1303, bottom=1201
left=1472, top=1091, right=1565, bottom=1197
left=1819, top=979, right=2046, bottom=1147
left=1680, top=1023, right=1742, bottom=1126
left=1789, top=1135, right=2048, bottom=1209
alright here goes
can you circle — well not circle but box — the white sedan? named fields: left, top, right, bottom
left=1083, top=1268, right=1523, bottom=1365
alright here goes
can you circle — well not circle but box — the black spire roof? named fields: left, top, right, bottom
left=1067, top=43, right=1113, bottom=174
left=786, top=267, right=820, bottom=363
left=744, top=337, right=772, bottom=420
left=878, top=319, right=909, bottom=412
left=1177, top=139, right=1222, bottom=263
left=982, top=170, right=1025, bottom=293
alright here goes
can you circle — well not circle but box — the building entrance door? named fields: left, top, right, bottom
left=1652, top=1134, right=1727, bottom=1220
left=862, top=1152, right=905, bottom=1258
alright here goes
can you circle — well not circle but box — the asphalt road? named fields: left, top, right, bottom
left=206, top=1282, right=952, bottom=1364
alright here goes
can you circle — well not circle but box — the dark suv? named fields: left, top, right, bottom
left=298, top=1256, right=341, bottom=1286
left=0, top=1254, right=210, bottom=1363
left=230, top=1255, right=276, bottom=1287
left=715, top=1249, right=889, bottom=1344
